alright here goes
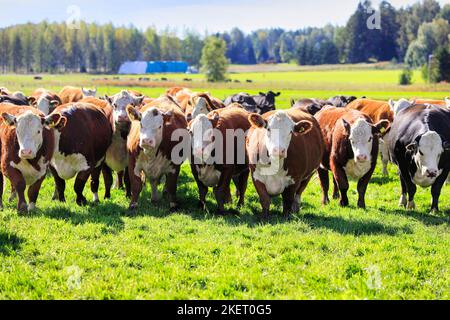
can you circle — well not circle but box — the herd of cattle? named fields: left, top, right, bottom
left=0, top=85, right=449, bottom=217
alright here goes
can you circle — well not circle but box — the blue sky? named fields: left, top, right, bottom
left=1, top=0, right=449, bottom=33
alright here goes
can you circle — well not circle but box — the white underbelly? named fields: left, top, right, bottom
left=51, top=152, right=90, bottom=180
left=134, top=151, right=174, bottom=180
left=344, top=159, right=371, bottom=180
left=253, top=163, right=294, bottom=196
left=10, top=157, right=47, bottom=185
left=197, top=165, right=220, bottom=187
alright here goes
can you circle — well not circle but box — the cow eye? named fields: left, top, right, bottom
left=37, top=130, right=41, bottom=134
left=368, top=137, right=372, bottom=142
left=419, top=151, right=424, bottom=156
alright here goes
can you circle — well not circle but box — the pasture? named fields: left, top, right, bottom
left=0, top=67, right=449, bottom=299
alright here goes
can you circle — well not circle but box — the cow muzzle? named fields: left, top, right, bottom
left=19, top=149, right=34, bottom=159
left=271, top=147, right=287, bottom=159
left=141, top=138, right=156, bottom=149
left=355, top=154, right=369, bottom=163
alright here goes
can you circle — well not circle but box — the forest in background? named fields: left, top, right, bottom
left=0, top=0, right=449, bottom=74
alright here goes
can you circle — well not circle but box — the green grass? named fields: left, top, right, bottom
left=0, top=68, right=449, bottom=299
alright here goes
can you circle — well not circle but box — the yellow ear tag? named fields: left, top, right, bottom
left=380, top=127, right=386, bottom=134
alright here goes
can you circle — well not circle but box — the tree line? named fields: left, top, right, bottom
left=0, top=0, right=449, bottom=74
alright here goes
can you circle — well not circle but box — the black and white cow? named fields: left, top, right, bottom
left=388, top=104, right=450, bottom=213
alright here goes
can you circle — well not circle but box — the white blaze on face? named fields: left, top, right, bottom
left=110, top=91, right=138, bottom=124
left=390, top=99, right=413, bottom=115
left=191, top=97, right=210, bottom=120
left=348, top=118, right=373, bottom=163
left=264, top=111, right=296, bottom=159
left=82, top=88, right=97, bottom=97
left=413, top=131, right=443, bottom=185
left=139, top=107, right=164, bottom=151
left=36, top=97, right=52, bottom=115
left=190, top=114, right=214, bottom=161
left=15, top=111, right=44, bottom=159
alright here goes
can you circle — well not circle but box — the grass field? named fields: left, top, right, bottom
left=0, top=66, right=449, bottom=299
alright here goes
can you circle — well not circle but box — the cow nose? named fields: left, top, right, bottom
left=273, top=148, right=287, bottom=158
left=426, top=169, right=438, bottom=178
left=20, top=149, right=33, bottom=158
left=141, top=139, right=154, bottom=148
left=117, top=115, right=129, bottom=122
left=356, top=155, right=368, bottom=162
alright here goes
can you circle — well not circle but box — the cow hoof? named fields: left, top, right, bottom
left=322, top=197, right=330, bottom=205
left=406, top=201, right=416, bottom=210
left=127, top=204, right=138, bottom=215
left=357, top=202, right=366, bottom=210
left=198, top=201, right=206, bottom=210
left=151, top=200, right=159, bottom=206
left=8, top=193, right=17, bottom=202
left=216, top=209, right=228, bottom=216
left=261, top=212, right=270, bottom=221
left=169, top=203, right=180, bottom=213
left=339, top=201, right=349, bottom=207
left=18, top=203, right=28, bottom=215
left=77, top=197, right=88, bottom=206
left=430, top=208, right=439, bottom=214
left=226, top=209, right=240, bottom=216
left=332, top=193, right=340, bottom=200
left=399, top=194, right=407, bottom=207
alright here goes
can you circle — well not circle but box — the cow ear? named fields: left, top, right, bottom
left=388, top=99, right=395, bottom=111
left=186, top=113, right=193, bottom=123
left=259, top=92, right=265, bottom=96
left=1, top=113, right=16, bottom=127
left=406, top=142, right=417, bottom=153
left=50, top=100, right=60, bottom=107
left=373, top=120, right=390, bottom=136
left=342, top=119, right=351, bottom=134
left=27, top=97, right=37, bottom=106
left=126, top=105, right=141, bottom=122
left=134, top=95, right=145, bottom=106
left=105, top=94, right=113, bottom=105
left=44, top=113, right=66, bottom=130
left=290, top=98, right=296, bottom=107
left=248, top=113, right=266, bottom=129
left=275, top=92, right=281, bottom=97
left=209, top=111, right=220, bottom=127
left=162, top=111, right=173, bottom=123
left=294, top=120, right=313, bottom=135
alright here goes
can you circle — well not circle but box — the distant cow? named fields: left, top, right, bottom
left=30, top=88, right=62, bottom=115
left=49, top=103, right=112, bottom=205
left=126, top=99, right=188, bottom=212
left=224, top=93, right=259, bottom=113
left=0, top=104, right=56, bottom=212
left=315, top=107, right=390, bottom=209
left=180, top=92, right=225, bottom=121
left=189, top=106, right=251, bottom=215
left=347, top=98, right=394, bottom=176
left=328, top=96, right=358, bottom=108
left=252, top=91, right=281, bottom=114
left=0, top=94, right=30, bottom=106
left=246, top=109, right=324, bottom=219
left=59, top=86, right=97, bottom=104
left=291, top=98, right=330, bottom=116
left=388, top=104, right=450, bottom=213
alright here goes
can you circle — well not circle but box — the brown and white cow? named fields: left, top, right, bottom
left=48, top=103, right=112, bottom=205
left=179, top=92, right=225, bottom=122
left=246, top=109, right=324, bottom=219
left=347, top=98, right=394, bottom=176
left=0, top=104, right=58, bottom=212
left=315, top=107, right=390, bottom=209
left=59, top=86, right=97, bottom=104
left=126, top=99, right=188, bottom=212
left=188, top=106, right=251, bottom=215
left=30, top=88, right=62, bottom=115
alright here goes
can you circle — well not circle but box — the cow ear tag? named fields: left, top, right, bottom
left=380, top=127, right=386, bottom=134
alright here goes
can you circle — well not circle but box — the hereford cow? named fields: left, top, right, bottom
left=0, top=104, right=57, bottom=212
left=388, top=104, right=450, bottom=213
left=246, top=109, right=324, bottom=219
left=189, top=105, right=251, bottom=215
left=180, top=92, right=225, bottom=122
left=30, top=88, right=62, bottom=115
left=0, top=94, right=30, bottom=106
left=59, top=86, right=97, bottom=104
left=291, top=98, right=330, bottom=116
left=126, top=99, right=188, bottom=212
left=347, top=98, right=394, bottom=176
left=315, top=107, right=390, bottom=208
left=48, top=103, right=112, bottom=205
left=328, top=96, right=358, bottom=108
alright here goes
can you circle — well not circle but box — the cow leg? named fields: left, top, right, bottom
left=165, top=166, right=181, bottom=212
left=317, top=168, right=330, bottom=205
left=7, top=168, right=27, bottom=213
left=234, top=170, right=249, bottom=208
left=128, top=161, right=143, bottom=212
left=124, top=168, right=131, bottom=198
left=117, top=171, right=125, bottom=190
left=8, top=182, right=16, bottom=202
left=357, top=167, right=376, bottom=210
left=0, top=171, right=3, bottom=209
left=213, top=168, right=235, bottom=215
left=331, top=162, right=349, bottom=207
left=50, top=166, right=66, bottom=202
left=430, top=171, right=448, bottom=213
left=294, top=176, right=313, bottom=213
left=398, top=173, right=408, bottom=207
left=27, top=176, right=45, bottom=212
left=74, top=170, right=91, bottom=206
left=150, top=178, right=160, bottom=204
left=253, top=178, right=271, bottom=220
left=90, top=166, right=102, bottom=203
left=282, top=185, right=297, bottom=219
left=101, top=164, right=113, bottom=199
left=332, top=177, right=340, bottom=199
left=379, top=138, right=389, bottom=177
left=399, top=166, right=417, bottom=210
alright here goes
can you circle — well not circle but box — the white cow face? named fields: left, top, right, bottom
left=189, top=114, right=215, bottom=161
left=389, top=99, right=414, bottom=115
left=82, top=88, right=97, bottom=97
left=127, top=106, right=172, bottom=152
left=36, top=97, right=58, bottom=115
left=249, top=111, right=312, bottom=159
left=445, top=97, right=450, bottom=108
left=407, top=131, right=445, bottom=181
left=342, top=118, right=389, bottom=163
left=191, top=97, right=211, bottom=120
left=2, top=111, right=45, bottom=159
left=107, top=90, right=144, bottom=125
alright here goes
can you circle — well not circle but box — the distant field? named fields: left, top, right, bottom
left=0, top=66, right=449, bottom=300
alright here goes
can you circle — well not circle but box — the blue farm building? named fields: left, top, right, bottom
left=118, top=61, right=189, bottom=74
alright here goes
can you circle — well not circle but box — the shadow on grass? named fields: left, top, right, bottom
left=383, top=207, right=449, bottom=227
left=0, top=230, right=23, bottom=256
left=370, top=175, right=397, bottom=185
left=36, top=201, right=126, bottom=234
